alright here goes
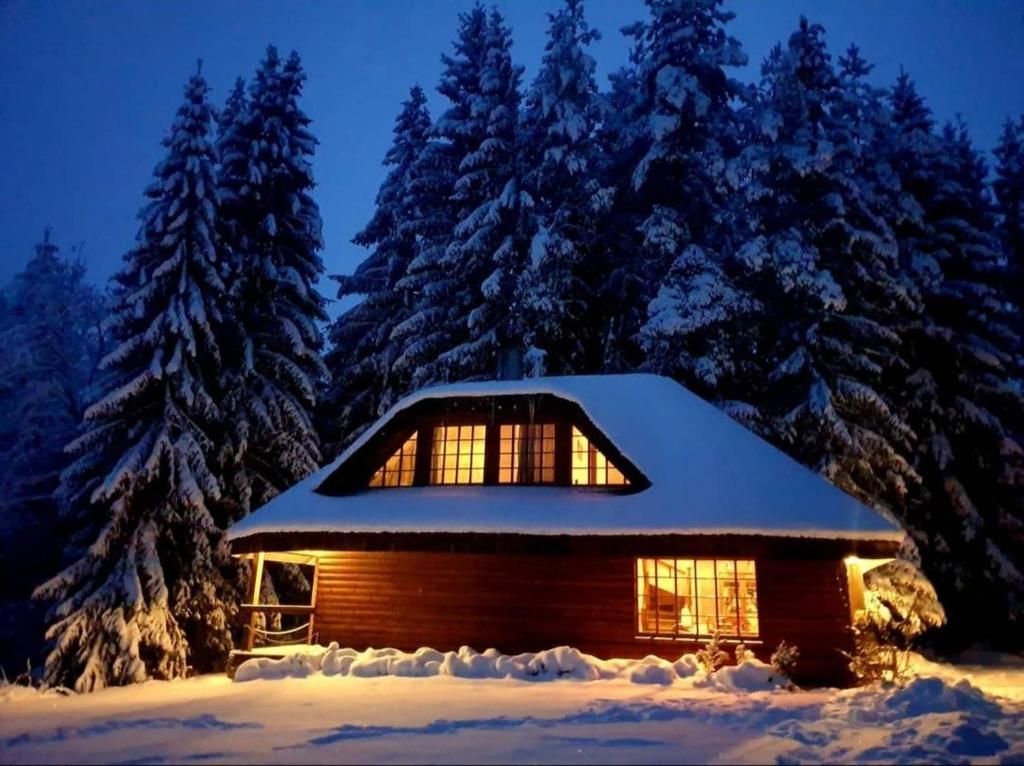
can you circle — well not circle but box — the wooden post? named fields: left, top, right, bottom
left=307, top=557, right=320, bottom=645
left=243, top=552, right=265, bottom=651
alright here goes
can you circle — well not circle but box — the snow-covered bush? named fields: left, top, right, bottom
left=695, top=632, right=730, bottom=673
left=849, top=560, right=946, bottom=685
left=734, top=641, right=755, bottom=664
left=770, top=640, right=800, bottom=679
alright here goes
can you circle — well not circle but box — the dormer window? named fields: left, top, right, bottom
left=498, top=424, right=556, bottom=484
left=368, top=432, right=417, bottom=487
left=327, top=392, right=649, bottom=496
left=571, top=427, right=628, bottom=486
left=430, top=425, right=486, bottom=485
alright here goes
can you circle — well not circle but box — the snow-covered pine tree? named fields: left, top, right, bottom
left=409, top=6, right=530, bottom=384
left=886, top=91, right=1024, bottom=644
left=615, top=0, right=747, bottom=371
left=732, top=19, right=918, bottom=511
left=0, top=231, right=106, bottom=673
left=513, top=0, right=604, bottom=377
left=388, top=137, right=460, bottom=390
left=322, top=85, right=431, bottom=453
left=217, top=77, right=247, bottom=145
left=994, top=115, right=1024, bottom=323
left=217, top=47, right=328, bottom=514
left=387, top=11, right=485, bottom=390
left=592, top=63, right=648, bottom=373
left=35, top=68, right=236, bottom=691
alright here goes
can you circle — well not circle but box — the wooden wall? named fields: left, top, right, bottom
left=312, top=550, right=854, bottom=686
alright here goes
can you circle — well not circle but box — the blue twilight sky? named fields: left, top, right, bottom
left=1, top=0, right=1023, bottom=297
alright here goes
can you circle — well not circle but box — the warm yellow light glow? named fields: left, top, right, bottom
left=498, top=423, right=555, bottom=484
left=844, top=556, right=895, bottom=618
left=430, top=424, right=486, bottom=484
left=369, top=432, right=418, bottom=488
left=636, top=558, right=759, bottom=638
left=572, top=427, right=628, bottom=486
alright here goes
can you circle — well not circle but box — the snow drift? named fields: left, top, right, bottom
left=233, top=643, right=789, bottom=691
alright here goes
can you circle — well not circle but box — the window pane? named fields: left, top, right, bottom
left=571, top=426, right=629, bottom=487
left=430, top=425, right=485, bottom=484
left=695, top=560, right=718, bottom=637
left=737, top=560, right=759, bottom=637
left=498, top=422, right=555, bottom=485
left=368, top=432, right=417, bottom=488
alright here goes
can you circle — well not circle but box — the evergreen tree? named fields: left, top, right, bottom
left=389, top=137, right=460, bottom=389
left=994, top=116, right=1024, bottom=320
left=323, top=85, right=431, bottom=451
left=408, top=6, right=529, bottom=384
left=514, top=0, right=604, bottom=376
left=592, top=63, right=648, bottom=372
left=387, top=11, right=484, bottom=390
left=731, top=19, right=918, bottom=510
left=217, top=77, right=247, bottom=143
left=0, top=231, right=106, bottom=672
left=217, top=47, right=328, bottom=514
left=35, top=68, right=235, bottom=690
left=887, top=94, right=1024, bottom=644
left=614, top=0, right=746, bottom=370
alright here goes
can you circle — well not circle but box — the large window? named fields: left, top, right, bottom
left=430, top=425, right=486, bottom=484
left=498, top=424, right=556, bottom=484
left=636, top=558, right=759, bottom=639
left=572, top=427, right=628, bottom=486
left=368, top=432, right=417, bottom=488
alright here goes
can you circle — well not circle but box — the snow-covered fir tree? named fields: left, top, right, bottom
left=886, top=92, right=1024, bottom=644
left=0, top=231, right=106, bottom=672
left=35, top=68, right=236, bottom=691
left=409, top=6, right=530, bottom=384
left=591, top=63, right=649, bottom=372
left=615, top=0, right=747, bottom=370
left=217, top=47, right=328, bottom=513
left=217, top=77, right=247, bottom=144
left=322, top=85, right=431, bottom=452
left=513, top=0, right=605, bottom=377
left=388, top=137, right=460, bottom=389
left=730, top=19, right=919, bottom=510
left=994, top=116, right=1024, bottom=320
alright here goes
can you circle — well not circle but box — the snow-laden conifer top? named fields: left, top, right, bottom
left=229, top=374, right=903, bottom=541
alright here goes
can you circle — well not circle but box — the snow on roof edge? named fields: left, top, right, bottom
left=228, top=374, right=904, bottom=541
left=228, top=522, right=905, bottom=544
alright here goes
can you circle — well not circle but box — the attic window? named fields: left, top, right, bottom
left=571, top=427, right=628, bottom=486
left=636, top=558, right=759, bottom=639
left=430, top=425, right=486, bottom=485
left=368, top=432, right=418, bottom=488
left=498, top=424, right=556, bottom=484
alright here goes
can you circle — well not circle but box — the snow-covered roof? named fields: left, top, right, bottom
left=228, top=374, right=904, bottom=542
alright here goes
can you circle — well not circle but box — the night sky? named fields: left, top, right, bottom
left=2, top=0, right=1022, bottom=297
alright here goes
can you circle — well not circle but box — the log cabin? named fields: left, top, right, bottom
left=226, top=374, right=904, bottom=686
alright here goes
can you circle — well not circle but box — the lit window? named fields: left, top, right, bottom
left=430, top=425, right=486, bottom=484
left=571, top=427, right=628, bottom=486
left=368, top=432, right=418, bottom=487
left=635, top=558, right=759, bottom=638
left=498, top=424, right=555, bottom=484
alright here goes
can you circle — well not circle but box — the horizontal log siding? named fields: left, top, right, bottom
left=312, top=551, right=854, bottom=686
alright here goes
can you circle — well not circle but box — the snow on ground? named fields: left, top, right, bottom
left=2, top=650, right=1022, bottom=765
left=232, top=644, right=787, bottom=691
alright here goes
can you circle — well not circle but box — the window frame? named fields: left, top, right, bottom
left=428, top=422, right=488, bottom=486
left=634, top=557, right=760, bottom=641
left=571, top=426, right=629, bottom=487
left=319, top=394, right=650, bottom=496
left=367, top=431, right=418, bottom=488
left=497, top=422, right=557, bottom=485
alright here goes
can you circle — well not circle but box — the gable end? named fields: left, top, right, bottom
left=315, top=393, right=651, bottom=496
